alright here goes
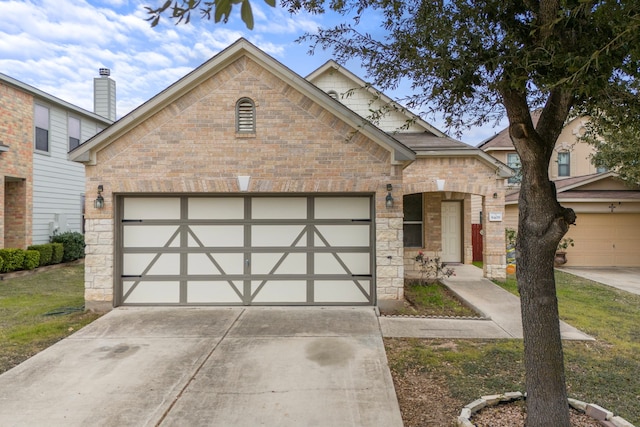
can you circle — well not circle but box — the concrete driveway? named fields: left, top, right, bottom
left=558, top=267, right=640, bottom=296
left=0, top=307, right=402, bottom=427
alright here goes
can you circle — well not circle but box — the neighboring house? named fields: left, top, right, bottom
left=70, top=39, right=512, bottom=312
left=479, top=114, right=640, bottom=267
left=0, top=70, right=114, bottom=249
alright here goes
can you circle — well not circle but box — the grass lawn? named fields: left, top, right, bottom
left=0, top=263, right=101, bottom=374
left=385, top=271, right=640, bottom=426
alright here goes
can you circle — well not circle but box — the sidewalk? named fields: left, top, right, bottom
left=379, top=265, right=594, bottom=341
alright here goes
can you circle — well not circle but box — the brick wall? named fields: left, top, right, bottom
left=83, top=56, right=405, bottom=309
left=0, top=82, right=33, bottom=248
left=403, top=156, right=507, bottom=280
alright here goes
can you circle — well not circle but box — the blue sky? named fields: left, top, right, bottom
left=0, top=0, right=502, bottom=144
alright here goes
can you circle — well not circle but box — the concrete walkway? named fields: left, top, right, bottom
left=379, top=265, right=594, bottom=341
left=558, top=267, right=640, bottom=296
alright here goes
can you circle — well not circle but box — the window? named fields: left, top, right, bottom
left=596, top=166, right=607, bottom=173
left=403, top=193, right=423, bottom=247
left=68, top=116, right=81, bottom=151
left=558, top=152, right=570, bottom=177
left=507, top=153, right=522, bottom=184
left=236, top=98, right=255, bottom=133
left=35, top=104, right=49, bottom=152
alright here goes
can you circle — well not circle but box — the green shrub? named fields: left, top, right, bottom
left=0, top=249, right=26, bottom=273
left=50, top=232, right=85, bottom=262
left=50, top=243, right=64, bottom=264
left=27, top=244, right=53, bottom=266
left=0, top=257, right=4, bottom=272
left=23, top=250, right=40, bottom=270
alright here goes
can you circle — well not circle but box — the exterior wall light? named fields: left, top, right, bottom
left=94, top=185, right=105, bottom=209
left=385, top=183, right=394, bottom=208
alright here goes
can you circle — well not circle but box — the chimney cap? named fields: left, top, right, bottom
left=99, top=68, right=111, bottom=77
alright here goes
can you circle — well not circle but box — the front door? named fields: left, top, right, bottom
left=441, top=201, right=462, bottom=263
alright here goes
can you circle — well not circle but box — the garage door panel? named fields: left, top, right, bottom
left=124, top=198, right=180, bottom=220
left=123, top=281, right=180, bottom=304
left=188, top=197, right=244, bottom=219
left=124, top=226, right=180, bottom=248
left=119, top=196, right=374, bottom=305
left=315, top=225, right=370, bottom=247
left=314, top=280, right=370, bottom=303
left=315, top=197, right=370, bottom=219
left=188, top=253, right=244, bottom=275
left=315, top=253, right=370, bottom=275
left=252, top=197, right=307, bottom=219
left=252, top=253, right=307, bottom=275
left=187, top=281, right=243, bottom=303
left=188, top=226, right=244, bottom=247
left=251, top=280, right=307, bottom=303
left=123, top=253, right=180, bottom=276
left=252, top=225, right=307, bottom=247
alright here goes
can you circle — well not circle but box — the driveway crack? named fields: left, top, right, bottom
left=154, top=308, right=246, bottom=426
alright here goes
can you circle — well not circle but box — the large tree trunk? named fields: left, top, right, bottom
left=504, top=88, right=576, bottom=427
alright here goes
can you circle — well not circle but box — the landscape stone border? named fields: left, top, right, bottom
left=456, top=392, right=636, bottom=427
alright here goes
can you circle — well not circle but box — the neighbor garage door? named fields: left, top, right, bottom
left=117, top=195, right=374, bottom=305
left=567, top=213, right=640, bottom=267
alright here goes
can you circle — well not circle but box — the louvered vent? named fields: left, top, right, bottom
left=236, top=98, right=255, bottom=133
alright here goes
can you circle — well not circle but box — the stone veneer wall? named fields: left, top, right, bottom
left=82, top=56, right=406, bottom=310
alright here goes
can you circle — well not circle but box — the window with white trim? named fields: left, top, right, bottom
left=558, top=152, right=570, bottom=177
left=35, top=104, right=50, bottom=152
left=68, top=116, right=81, bottom=151
left=236, top=98, right=255, bottom=133
left=403, top=193, right=423, bottom=247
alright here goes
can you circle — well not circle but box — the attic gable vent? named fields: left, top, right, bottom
left=236, top=98, right=256, bottom=133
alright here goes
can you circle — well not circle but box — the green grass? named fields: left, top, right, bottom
left=0, top=264, right=101, bottom=373
left=383, top=281, right=480, bottom=317
left=385, top=271, right=640, bottom=424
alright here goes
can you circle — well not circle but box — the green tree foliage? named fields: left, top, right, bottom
left=145, top=0, right=275, bottom=29
left=146, top=1, right=640, bottom=425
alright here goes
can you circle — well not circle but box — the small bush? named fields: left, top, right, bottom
left=0, top=249, right=26, bottom=273
left=0, top=257, right=4, bottom=272
left=50, top=243, right=64, bottom=264
left=27, top=244, right=53, bottom=266
left=50, top=232, right=85, bottom=262
left=23, top=250, right=40, bottom=270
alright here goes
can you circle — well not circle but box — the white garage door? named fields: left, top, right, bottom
left=117, top=195, right=374, bottom=306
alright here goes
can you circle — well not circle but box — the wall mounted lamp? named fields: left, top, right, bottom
left=493, top=192, right=498, bottom=199
left=385, top=184, right=394, bottom=208
left=94, top=185, right=104, bottom=209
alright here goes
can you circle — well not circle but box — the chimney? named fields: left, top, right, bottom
left=94, top=68, right=116, bottom=121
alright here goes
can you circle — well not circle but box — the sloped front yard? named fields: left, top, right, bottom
left=0, top=263, right=100, bottom=374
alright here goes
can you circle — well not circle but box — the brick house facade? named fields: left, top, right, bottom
left=72, top=39, right=512, bottom=311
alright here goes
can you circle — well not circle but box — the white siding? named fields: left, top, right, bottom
left=312, top=72, right=425, bottom=133
left=32, top=104, right=103, bottom=244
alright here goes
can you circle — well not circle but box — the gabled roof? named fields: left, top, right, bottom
left=307, top=60, right=447, bottom=138
left=306, top=61, right=513, bottom=178
left=70, top=38, right=415, bottom=166
left=506, top=172, right=640, bottom=204
left=0, top=73, right=113, bottom=125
